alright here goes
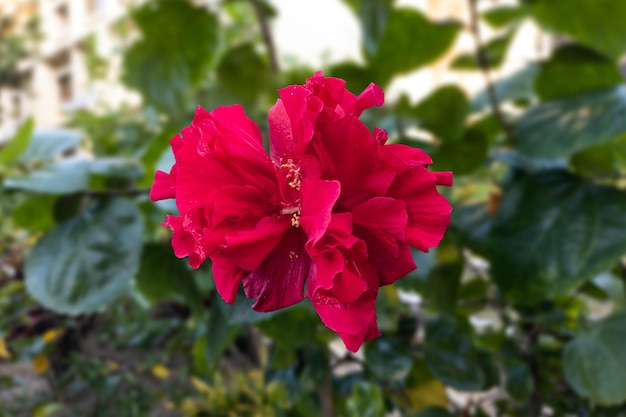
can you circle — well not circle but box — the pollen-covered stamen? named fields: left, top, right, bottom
left=280, top=158, right=302, bottom=190
left=280, top=206, right=302, bottom=228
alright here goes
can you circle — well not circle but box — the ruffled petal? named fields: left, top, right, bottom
left=211, top=253, right=248, bottom=304
left=299, top=178, right=341, bottom=245
left=312, top=288, right=380, bottom=352
left=388, top=167, right=453, bottom=251
left=243, top=227, right=310, bottom=312
left=222, top=216, right=291, bottom=271
left=150, top=170, right=176, bottom=201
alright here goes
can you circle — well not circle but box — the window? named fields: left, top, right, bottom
left=58, top=73, right=73, bottom=102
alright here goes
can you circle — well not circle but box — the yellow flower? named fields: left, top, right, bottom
left=0, top=338, right=10, bottom=359
left=151, top=364, right=170, bottom=379
left=32, top=354, right=50, bottom=374
left=42, top=329, right=64, bottom=344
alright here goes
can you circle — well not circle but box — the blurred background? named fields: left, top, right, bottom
left=1, top=0, right=626, bottom=416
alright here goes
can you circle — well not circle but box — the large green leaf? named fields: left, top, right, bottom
left=0, top=117, right=33, bottom=164
left=342, top=0, right=394, bottom=58
left=489, top=171, right=626, bottom=303
left=4, top=157, right=90, bottom=193
left=430, top=126, right=488, bottom=175
left=370, top=8, right=459, bottom=86
left=216, top=43, right=270, bottom=105
left=122, top=0, right=218, bottom=114
left=412, top=85, right=469, bottom=142
left=25, top=198, right=143, bottom=315
left=564, top=310, right=626, bottom=405
left=18, top=129, right=81, bottom=163
left=256, top=302, right=325, bottom=348
left=424, top=316, right=490, bottom=391
left=529, top=0, right=626, bottom=60
left=12, top=194, right=57, bottom=232
left=516, top=86, right=626, bottom=158
left=570, top=135, right=626, bottom=177
left=535, top=44, right=624, bottom=101
left=364, top=336, right=413, bottom=381
left=135, top=242, right=202, bottom=312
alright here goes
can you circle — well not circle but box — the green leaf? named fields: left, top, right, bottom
left=12, top=195, right=57, bottom=232
left=450, top=203, right=492, bottom=256
left=569, top=135, right=626, bottom=177
left=122, top=0, right=218, bottom=114
left=355, top=0, right=394, bottom=58
left=452, top=30, right=515, bottom=70
left=371, top=8, right=459, bottom=86
left=413, top=85, right=469, bottom=142
left=397, top=357, right=448, bottom=411
left=430, top=126, right=488, bottom=175
left=529, top=0, right=626, bottom=60
left=504, top=359, right=534, bottom=401
left=24, top=198, right=143, bottom=315
left=471, top=64, right=538, bottom=112
left=564, top=310, right=626, bottom=405
left=256, top=302, right=324, bottom=348
left=216, top=43, right=270, bottom=105
left=135, top=242, right=202, bottom=311
left=482, top=5, right=527, bottom=28
left=424, top=316, right=489, bottom=391
left=489, top=171, right=626, bottom=303
left=364, top=336, right=413, bottom=381
left=88, top=157, right=144, bottom=180
left=535, top=44, right=624, bottom=101
left=18, top=129, right=81, bottom=163
left=516, top=85, right=626, bottom=159
left=193, top=299, right=240, bottom=375
left=4, top=157, right=90, bottom=193
left=409, top=407, right=455, bottom=417
left=0, top=117, right=33, bottom=164
left=345, top=381, right=385, bottom=417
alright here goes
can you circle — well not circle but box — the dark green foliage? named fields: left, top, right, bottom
left=24, top=198, right=143, bottom=314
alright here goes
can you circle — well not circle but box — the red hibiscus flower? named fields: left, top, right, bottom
left=150, top=72, right=452, bottom=352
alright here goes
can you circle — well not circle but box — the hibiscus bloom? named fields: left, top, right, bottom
left=150, top=72, right=452, bottom=352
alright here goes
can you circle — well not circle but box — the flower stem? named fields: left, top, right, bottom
left=467, top=0, right=514, bottom=144
left=250, top=0, right=279, bottom=73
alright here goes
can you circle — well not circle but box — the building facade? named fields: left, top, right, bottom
left=0, top=0, right=138, bottom=142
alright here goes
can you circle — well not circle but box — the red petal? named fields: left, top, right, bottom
left=352, top=197, right=407, bottom=235
left=299, top=179, right=341, bottom=244
left=222, top=216, right=290, bottom=271
left=211, top=253, right=248, bottom=304
left=388, top=167, right=452, bottom=251
left=150, top=170, right=176, bottom=201
left=243, top=227, right=310, bottom=312
left=312, top=289, right=380, bottom=352
left=269, top=86, right=322, bottom=162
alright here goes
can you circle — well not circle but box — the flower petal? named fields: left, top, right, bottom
left=211, top=253, right=248, bottom=304
left=312, top=289, right=380, bottom=352
left=150, top=170, right=176, bottom=201
left=388, top=167, right=453, bottom=251
left=244, top=227, right=310, bottom=312
left=222, top=216, right=291, bottom=271
left=299, top=179, right=341, bottom=245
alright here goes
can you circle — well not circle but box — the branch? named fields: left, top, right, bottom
left=250, top=0, right=279, bottom=73
left=82, top=188, right=150, bottom=198
left=467, top=0, right=514, bottom=143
